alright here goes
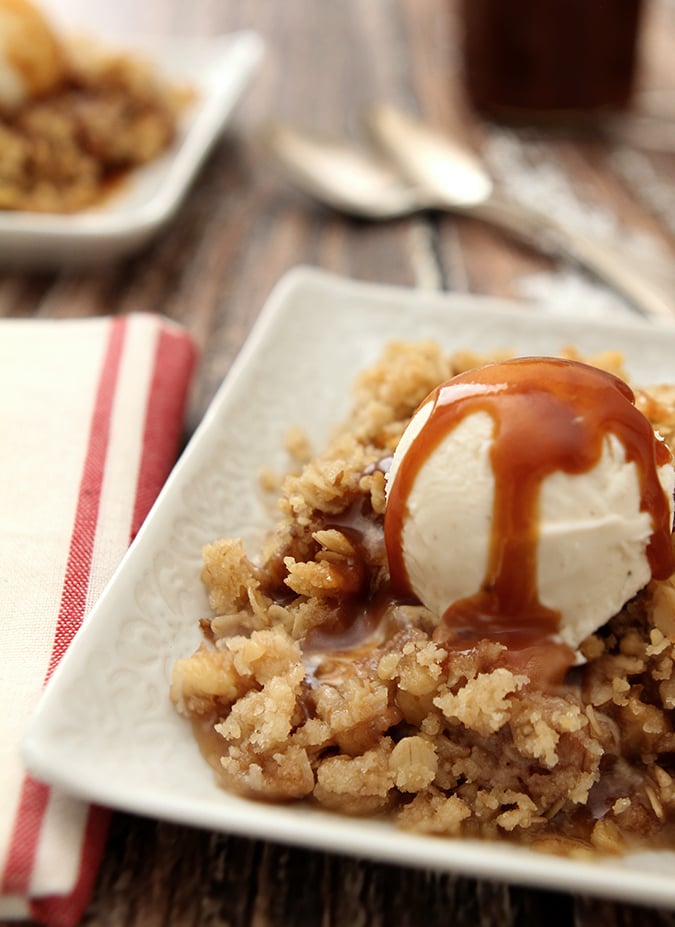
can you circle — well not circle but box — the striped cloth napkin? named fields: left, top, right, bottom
left=0, top=313, right=197, bottom=926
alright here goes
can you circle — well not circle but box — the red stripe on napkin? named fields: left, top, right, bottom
left=29, top=806, right=109, bottom=927
left=131, top=325, right=195, bottom=536
left=0, top=778, right=50, bottom=896
left=46, top=316, right=126, bottom=683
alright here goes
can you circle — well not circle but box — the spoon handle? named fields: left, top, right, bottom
left=367, top=105, right=674, bottom=320
left=470, top=195, right=675, bottom=321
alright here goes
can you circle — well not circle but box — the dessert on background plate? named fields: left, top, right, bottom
left=172, top=340, right=675, bottom=856
left=0, top=0, right=191, bottom=213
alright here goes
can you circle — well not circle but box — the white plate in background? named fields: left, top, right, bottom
left=0, top=31, right=263, bottom=268
left=22, top=267, right=675, bottom=908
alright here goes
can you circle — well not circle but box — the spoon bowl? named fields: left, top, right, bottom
left=265, top=122, right=431, bottom=220
left=366, top=103, right=494, bottom=207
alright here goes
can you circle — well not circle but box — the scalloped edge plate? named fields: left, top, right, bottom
left=23, top=267, right=675, bottom=908
left=0, top=31, right=263, bottom=267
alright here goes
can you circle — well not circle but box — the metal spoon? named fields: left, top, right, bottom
left=265, top=121, right=436, bottom=219
left=366, top=104, right=675, bottom=321
left=266, top=114, right=675, bottom=321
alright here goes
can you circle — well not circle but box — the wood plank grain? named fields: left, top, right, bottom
left=5, top=2, right=675, bottom=926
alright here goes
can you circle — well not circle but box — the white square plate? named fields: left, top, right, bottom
left=23, top=267, right=675, bottom=907
left=0, top=31, right=263, bottom=268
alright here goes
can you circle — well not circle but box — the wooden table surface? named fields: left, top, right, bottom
left=4, top=0, right=675, bottom=924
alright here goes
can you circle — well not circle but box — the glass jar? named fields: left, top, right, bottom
left=460, top=0, right=644, bottom=124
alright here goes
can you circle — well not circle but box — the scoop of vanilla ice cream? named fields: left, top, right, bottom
left=385, top=397, right=675, bottom=652
left=0, top=0, right=64, bottom=112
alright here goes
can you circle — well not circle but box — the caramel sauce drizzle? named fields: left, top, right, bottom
left=384, top=358, right=674, bottom=652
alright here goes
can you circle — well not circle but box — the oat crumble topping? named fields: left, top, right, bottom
left=171, top=342, right=675, bottom=855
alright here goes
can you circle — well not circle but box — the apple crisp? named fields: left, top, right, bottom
left=171, top=342, right=675, bottom=855
left=0, top=38, right=190, bottom=213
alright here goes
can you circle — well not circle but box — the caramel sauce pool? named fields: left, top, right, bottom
left=385, top=358, right=674, bottom=657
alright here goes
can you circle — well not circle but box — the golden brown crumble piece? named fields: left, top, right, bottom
left=171, top=341, right=675, bottom=853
